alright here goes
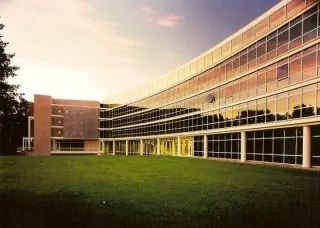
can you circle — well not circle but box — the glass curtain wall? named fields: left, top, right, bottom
left=112, top=81, right=320, bottom=138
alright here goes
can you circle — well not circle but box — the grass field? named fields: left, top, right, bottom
left=0, top=156, right=319, bottom=228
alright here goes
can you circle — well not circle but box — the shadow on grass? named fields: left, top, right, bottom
left=0, top=190, right=158, bottom=228
left=1, top=188, right=320, bottom=228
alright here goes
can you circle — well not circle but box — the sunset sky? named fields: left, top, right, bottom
left=1, top=0, right=278, bottom=102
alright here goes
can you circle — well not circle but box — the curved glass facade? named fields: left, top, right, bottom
left=100, top=0, right=320, bottom=168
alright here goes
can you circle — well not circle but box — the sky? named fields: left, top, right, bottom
left=0, top=0, right=279, bottom=102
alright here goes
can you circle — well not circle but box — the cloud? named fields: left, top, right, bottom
left=0, top=0, right=143, bottom=101
left=141, top=6, right=184, bottom=28
left=156, top=15, right=184, bottom=28
left=141, top=6, right=156, bottom=16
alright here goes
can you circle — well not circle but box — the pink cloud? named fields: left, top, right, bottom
left=141, top=6, right=156, bottom=16
left=140, top=6, right=184, bottom=28
left=156, top=15, right=184, bottom=28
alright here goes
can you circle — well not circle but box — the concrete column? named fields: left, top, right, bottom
left=125, top=140, right=129, bottom=156
left=52, top=139, right=56, bottom=151
left=203, top=135, right=208, bottom=159
left=112, top=140, right=116, bottom=156
left=177, top=137, right=181, bottom=156
left=241, top=132, right=247, bottom=162
left=157, top=138, right=160, bottom=156
left=303, top=126, right=311, bottom=168
left=28, top=117, right=32, bottom=150
left=140, top=139, right=144, bottom=156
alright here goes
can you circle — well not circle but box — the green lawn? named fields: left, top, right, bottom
left=0, top=156, right=319, bottom=228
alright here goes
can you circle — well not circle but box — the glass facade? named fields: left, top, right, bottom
left=100, top=0, right=320, bottom=168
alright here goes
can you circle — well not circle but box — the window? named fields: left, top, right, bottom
left=226, top=59, right=233, bottom=78
left=303, top=13, right=317, bottom=34
left=233, top=55, right=240, bottom=71
left=277, top=63, right=289, bottom=80
left=257, top=42, right=266, bottom=58
left=267, top=67, right=277, bottom=83
left=219, top=87, right=226, bottom=99
left=303, top=52, right=317, bottom=70
left=278, top=30, right=289, bottom=47
left=277, top=92, right=288, bottom=118
left=240, top=78, right=247, bottom=92
left=257, top=71, right=266, bottom=86
left=248, top=75, right=257, bottom=95
left=240, top=52, right=247, bottom=66
left=248, top=47, right=257, bottom=63
left=289, top=89, right=301, bottom=118
left=290, top=22, right=302, bottom=41
left=226, top=85, right=233, bottom=98
left=290, top=57, right=302, bottom=75
left=267, top=37, right=277, bottom=52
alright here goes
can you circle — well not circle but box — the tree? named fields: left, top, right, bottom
left=0, top=22, right=29, bottom=154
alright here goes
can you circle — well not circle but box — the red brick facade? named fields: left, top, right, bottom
left=31, top=95, right=100, bottom=155
left=34, top=95, right=52, bottom=155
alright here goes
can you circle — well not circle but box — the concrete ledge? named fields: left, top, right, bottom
left=206, top=157, right=320, bottom=172
left=50, top=151, right=99, bottom=155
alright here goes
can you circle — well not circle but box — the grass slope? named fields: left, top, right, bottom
left=0, top=156, right=319, bottom=228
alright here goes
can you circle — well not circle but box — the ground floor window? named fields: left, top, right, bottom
left=247, top=128, right=303, bottom=165
left=128, top=140, right=140, bottom=155
left=144, top=139, right=157, bottom=155
left=115, top=141, right=126, bottom=155
left=311, top=125, right=320, bottom=167
left=54, top=140, right=84, bottom=151
left=104, top=141, right=113, bottom=155
left=208, top=133, right=240, bottom=159
left=160, top=138, right=177, bottom=156
left=194, top=136, right=204, bottom=157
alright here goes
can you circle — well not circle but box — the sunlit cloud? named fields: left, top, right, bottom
left=141, top=6, right=184, bottom=28
left=141, top=6, right=156, bottom=16
left=156, top=15, right=184, bottom=28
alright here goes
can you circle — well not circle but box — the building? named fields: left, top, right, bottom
left=23, top=95, right=101, bottom=155
left=25, top=0, right=320, bottom=168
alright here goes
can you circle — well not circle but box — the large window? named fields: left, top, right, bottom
left=208, top=133, right=240, bottom=159
left=247, top=128, right=303, bottom=165
left=311, top=125, right=320, bottom=166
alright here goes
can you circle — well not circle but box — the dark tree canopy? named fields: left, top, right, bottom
left=0, top=22, right=29, bottom=154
